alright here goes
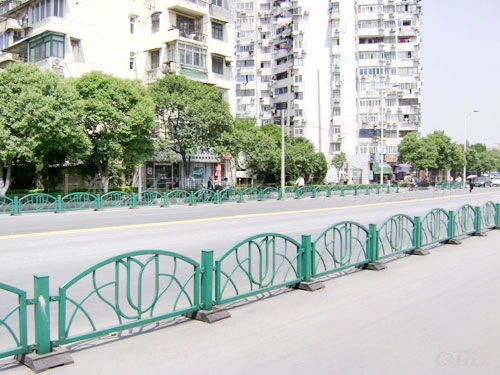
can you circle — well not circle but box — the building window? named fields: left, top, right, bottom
left=71, top=38, right=84, bottom=63
left=212, top=55, right=223, bottom=74
left=31, top=0, right=65, bottom=24
left=29, top=33, right=64, bottom=62
left=178, top=42, right=206, bottom=69
left=130, top=16, right=137, bottom=34
left=332, top=106, right=341, bottom=116
left=130, top=52, right=137, bottom=70
left=151, top=12, right=160, bottom=33
left=331, top=143, right=341, bottom=152
left=150, top=49, right=160, bottom=69
left=211, top=0, right=222, bottom=7
left=0, top=32, right=10, bottom=50
left=212, top=22, right=223, bottom=41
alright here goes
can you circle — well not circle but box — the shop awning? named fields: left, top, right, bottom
left=372, top=163, right=393, bottom=174
left=396, top=164, right=412, bottom=173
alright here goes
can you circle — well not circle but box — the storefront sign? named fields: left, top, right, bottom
left=236, top=170, right=250, bottom=178
left=214, top=163, right=222, bottom=184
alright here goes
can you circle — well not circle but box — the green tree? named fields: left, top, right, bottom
left=73, top=71, right=156, bottom=192
left=331, top=152, right=347, bottom=182
left=426, top=131, right=464, bottom=171
left=398, top=133, right=438, bottom=170
left=150, top=75, right=232, bottom=186
left=466, top=143, right=495, bottom=175
left=0, top=63, right=91, bottom=194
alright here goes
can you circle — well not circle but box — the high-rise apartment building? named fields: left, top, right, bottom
left=0, top=0, right=235, bottom=189
left=234, top=0, right=422, bottom=183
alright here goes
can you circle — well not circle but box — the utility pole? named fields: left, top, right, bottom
left=281, top=110, right=285, bottom=191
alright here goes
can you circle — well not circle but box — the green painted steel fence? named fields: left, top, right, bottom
left=19, top=193, right=58, bottom=213
left=421, top=208, right=450, bottom=247
left=0, top=196, right=13, bottom=214
left=0, top=283, right=28, bottom=359
left=215, top=233, right=302, bottom=305
left=261, top=187, right=280, bottom=200
left=454, top=204, right=477, bottom=237
left=481, top=201, right=496, bottom=229
left=311, top=221, right=371, bottom=277
left=138, top=191, right=164, bottom=207
left=166, top=189, right=192, bottom=206
left=376, top=214, right=416, bottom=259
left=100, top=191, right=131, bottom=208
left=56, top=250, right=200, bottom=345
left=62, top=193, right=97, bottom=211
left=1, top=200, right=498, bottom=361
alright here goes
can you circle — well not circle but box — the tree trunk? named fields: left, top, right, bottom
left=0, top=162, right=12, bottom=196
left=181, top=153, right=192, bottom=189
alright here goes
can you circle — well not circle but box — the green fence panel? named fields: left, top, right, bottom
left=101, top=191, right=131, bottom=208
left=18, top=193, right=57, bottom=213
left=314, top=186, right=329, bottom=198
left=496, top=203, right=500, bottom=228
left=0, top=196, right=14, bottom=215
left=215, top=233, right=302, bottom=305
left=0, top=283, right=29, bottom=359
left=137, top=191, right=163, bottom=207
left=57, top=250, right=200, bottom=345
left=421, top=208, right=450, bottom=247
left=311, top=221, right=371, bottom=278
left=62, top=193, right=97, bottom=211
left=481, top=201, right=496, bottom=229
left=166, top=189, right=191, bottom=206
left=261, top=187, right=280, bottom=201
left=377, top=214, right=416, bottom=259
left=240, top=187, right=260, bottom=202
left=219, top=188, right=240, bottom=203
left=193, top=189, right=217, bottom=204
left=454, top=204, right=476, bottom=237
left=297, top=186, right=313, bottom=198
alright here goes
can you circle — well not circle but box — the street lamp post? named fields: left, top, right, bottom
left=463, top=110, right=479, bottom=187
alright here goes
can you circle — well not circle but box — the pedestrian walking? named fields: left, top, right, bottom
left=469, top=179, right=474, bottom=193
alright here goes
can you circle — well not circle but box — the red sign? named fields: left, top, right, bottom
left=214, top=164, right=222, bottom=184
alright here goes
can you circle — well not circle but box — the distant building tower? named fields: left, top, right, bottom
left=234, top=0, right=422, bottom=183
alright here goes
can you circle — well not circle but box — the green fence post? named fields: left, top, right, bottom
left=301, top=235, right=312, bottom=282
left=295, top=188, right=301, bottom=199
left=189, top=192, right=196, bottom=206
left=496, top=203, right=500, bottom=229
left=312, top=188, right=316, bottom=199
left=278, top=188, right=283, bottom=200
left=34, top=274, right=51, bottom=355
left=11, top=196, right=20, bottom=215
left=340, top=186, right=345, bottom=196
left=258, top=189, right=264, bottom=201
left=200, top=250, right=214, bottom=311
left=354, top=186, right=358, bottom=196
left=364, top=224, right=386, bottom=270
left=368, top=224, right=377, bottom=263
left=129, top=193, right=138, bottom=209
left=446, top=210, right=461, bottom=244
left=474, top=206, right=482, bottom=234
left=386, top=184, right=390, bottom=194
left=56, top=195, right=63, bottom=213
left=95, top=194, right=102, bottom=211
left=215, top=190, right=222, bottom=204
left=161, top=192, right=168, bottom=207
left=396, top=184, right=399, bottom=193
left=376, top=186, right=381, bottom=194
left=237, top=190, right=244, bottom=203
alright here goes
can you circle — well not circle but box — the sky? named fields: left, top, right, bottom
left=420, top=0, right=500, bottom=149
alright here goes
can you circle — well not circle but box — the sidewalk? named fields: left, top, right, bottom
left=2, top=230, right=500, bottom=375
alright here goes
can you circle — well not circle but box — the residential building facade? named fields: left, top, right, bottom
left=0, top=0, right=235, bottom=190
left=234, top=0, right=422, bottom=183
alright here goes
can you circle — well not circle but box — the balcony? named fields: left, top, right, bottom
left=168, top=0, right=208, bottom=17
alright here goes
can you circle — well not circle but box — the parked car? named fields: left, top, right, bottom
left=492, top=177, right=500, bottom=187
left=474, top=176, right=492, bottom=187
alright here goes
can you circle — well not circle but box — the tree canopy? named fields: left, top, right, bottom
left=0, top=63, right=91, bottom=194
left=72, top=71, right=156, bottom=192
left=150, top=74, right=233, bottom=186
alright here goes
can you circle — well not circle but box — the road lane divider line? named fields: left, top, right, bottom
left=0, top=191, right=497, bottom=240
